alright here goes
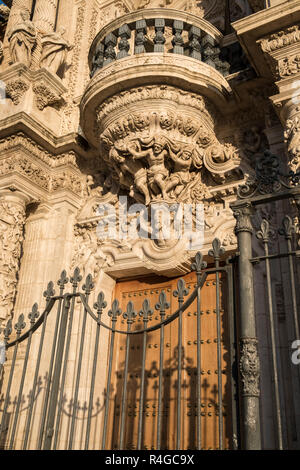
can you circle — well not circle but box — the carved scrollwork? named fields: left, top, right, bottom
left=239, top=338, right=260, bottom=397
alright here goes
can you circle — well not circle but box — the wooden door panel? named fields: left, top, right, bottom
left=106, top=271, right=232, bottom=450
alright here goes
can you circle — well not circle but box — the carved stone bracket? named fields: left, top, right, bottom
left=239, top=337, right=260, bottom=397
left=5, top=78, right=29, bottom=105
left=33, top=79, right=64, bottom=110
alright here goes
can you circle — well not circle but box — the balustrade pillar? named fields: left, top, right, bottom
left=135, top=20, right=147, bottom=54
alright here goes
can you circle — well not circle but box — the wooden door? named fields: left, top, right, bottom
left=106, top=270, right=234, bottom=450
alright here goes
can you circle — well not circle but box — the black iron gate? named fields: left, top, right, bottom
left=0, top=240, right=238, bottom=450
left=0, top=150, right=300, bottom=450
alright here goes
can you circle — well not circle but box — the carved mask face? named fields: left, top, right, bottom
left=181, top=150, right=192, bottom=160
left=153, top=143, right=163, bottom=155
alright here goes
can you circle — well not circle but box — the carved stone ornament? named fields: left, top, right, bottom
left=239, top=338, right=260, bottom=397
left=33, top=80, right=64, bottom=110
left=0, top=41, right=3, bottom=64
left=0, top=198, right=26, bottom=322
left=283, top=105, right=300, bottom=173
left=259, top=25, right=300, bottom=54
left=233, top=202, right=254, bottom=234
left=277, top=54, right=300, bottom=78
left=5, top=78, right=30, bottom=105
left=95, top=85, right=241, bottom=206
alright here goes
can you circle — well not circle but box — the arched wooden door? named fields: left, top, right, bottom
left=106, top=269, right=237, bottom=450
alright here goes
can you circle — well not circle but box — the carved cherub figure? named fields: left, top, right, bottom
left=8, top=9, right=37, bottom=67
left=164, top=145, right=193, bottom=198
left=110, top=144, right=151, bottom=205
left=128, top=135, right=169, bottom=201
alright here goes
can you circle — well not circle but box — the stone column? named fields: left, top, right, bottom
left=0, top=190, right=29, bottom=326
left=231, top=201, right=261, bottom=450
left=33, top=0, right=59, bottom=33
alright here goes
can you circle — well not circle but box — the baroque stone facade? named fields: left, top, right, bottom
left=0, top=0, right=299, bottom=451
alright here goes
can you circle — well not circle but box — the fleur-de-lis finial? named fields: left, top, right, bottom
left=191, top=252, right=207, bottom=274
left=173, top=278, right=189, bottom=303
left=28, top=303, right=39, bottom=326
left=123, top=301, right=137, bottom=324
left=43, top=281, right=55, bottom=301
left=155, top=291, right=170, bottom=317
left=208, top=238, right=225, bottom=260
left=82, top=274, right=94, bottom=295
left=4, top=319, right=12, bottom=342
left=15, top=314, right=26, bottom=335
left=139, top=299, right=153, bottom=324
left=58, top=270, right=69, bottom=290
left=108, top=299, right=122, bottom=321
left=94, top=292, right=107, bottom=314
left=278, top=215, right=296, bottom=240
left=70, top=267, right=82, bottom=287
left=256, top=219, right=275, bottom=243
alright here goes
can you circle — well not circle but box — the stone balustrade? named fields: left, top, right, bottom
left=89, top=9, right=234, bottom=79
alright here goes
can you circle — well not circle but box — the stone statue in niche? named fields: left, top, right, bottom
left=40, top=27, right=73, bottom=76
left=8, top=10, right=37, bottom=67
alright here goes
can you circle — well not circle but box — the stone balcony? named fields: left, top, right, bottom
left=80, top=9, right=248, bottom=152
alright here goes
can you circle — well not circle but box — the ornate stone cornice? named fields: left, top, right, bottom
left=259, top=24, right=300, bottom=54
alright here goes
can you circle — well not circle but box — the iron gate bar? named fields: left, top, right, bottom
left=209, top=239, right=225, bottom=450
left=85, top=291, right=106, bottom=450
left=119, top=301, right=136, bottom=450
left=101, top=299, right=121, bottom=450
left=137, top=299, right=153, bottom=450
left=39, top=285, right=70, bottom=449
left=250, top=251, right=300, bottom=263
left=155, top=291, right=170, bottom=450
left=257, top=220, right=283, bottom=449
left=8, top=305, right=39, bottom=449
left=53, top=270, right=82, bottom=450
left=192, top=252, right=207, bottom=451
left=225, top=260, right=239, bottom=450
left=0, top=315, right=25, bottom=444
left=280, top=216, right=300, bottom=342
left=22, top=295, right=57, bottom=449
left=43, top=294, right=72, bottom=450
left=68, top=275, right=94, bottom=450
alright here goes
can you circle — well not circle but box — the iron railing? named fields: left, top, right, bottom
left=0, top=240, right=238, bottom=450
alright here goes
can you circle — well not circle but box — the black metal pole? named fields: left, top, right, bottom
left=232, top=201, right=261, bottom=450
